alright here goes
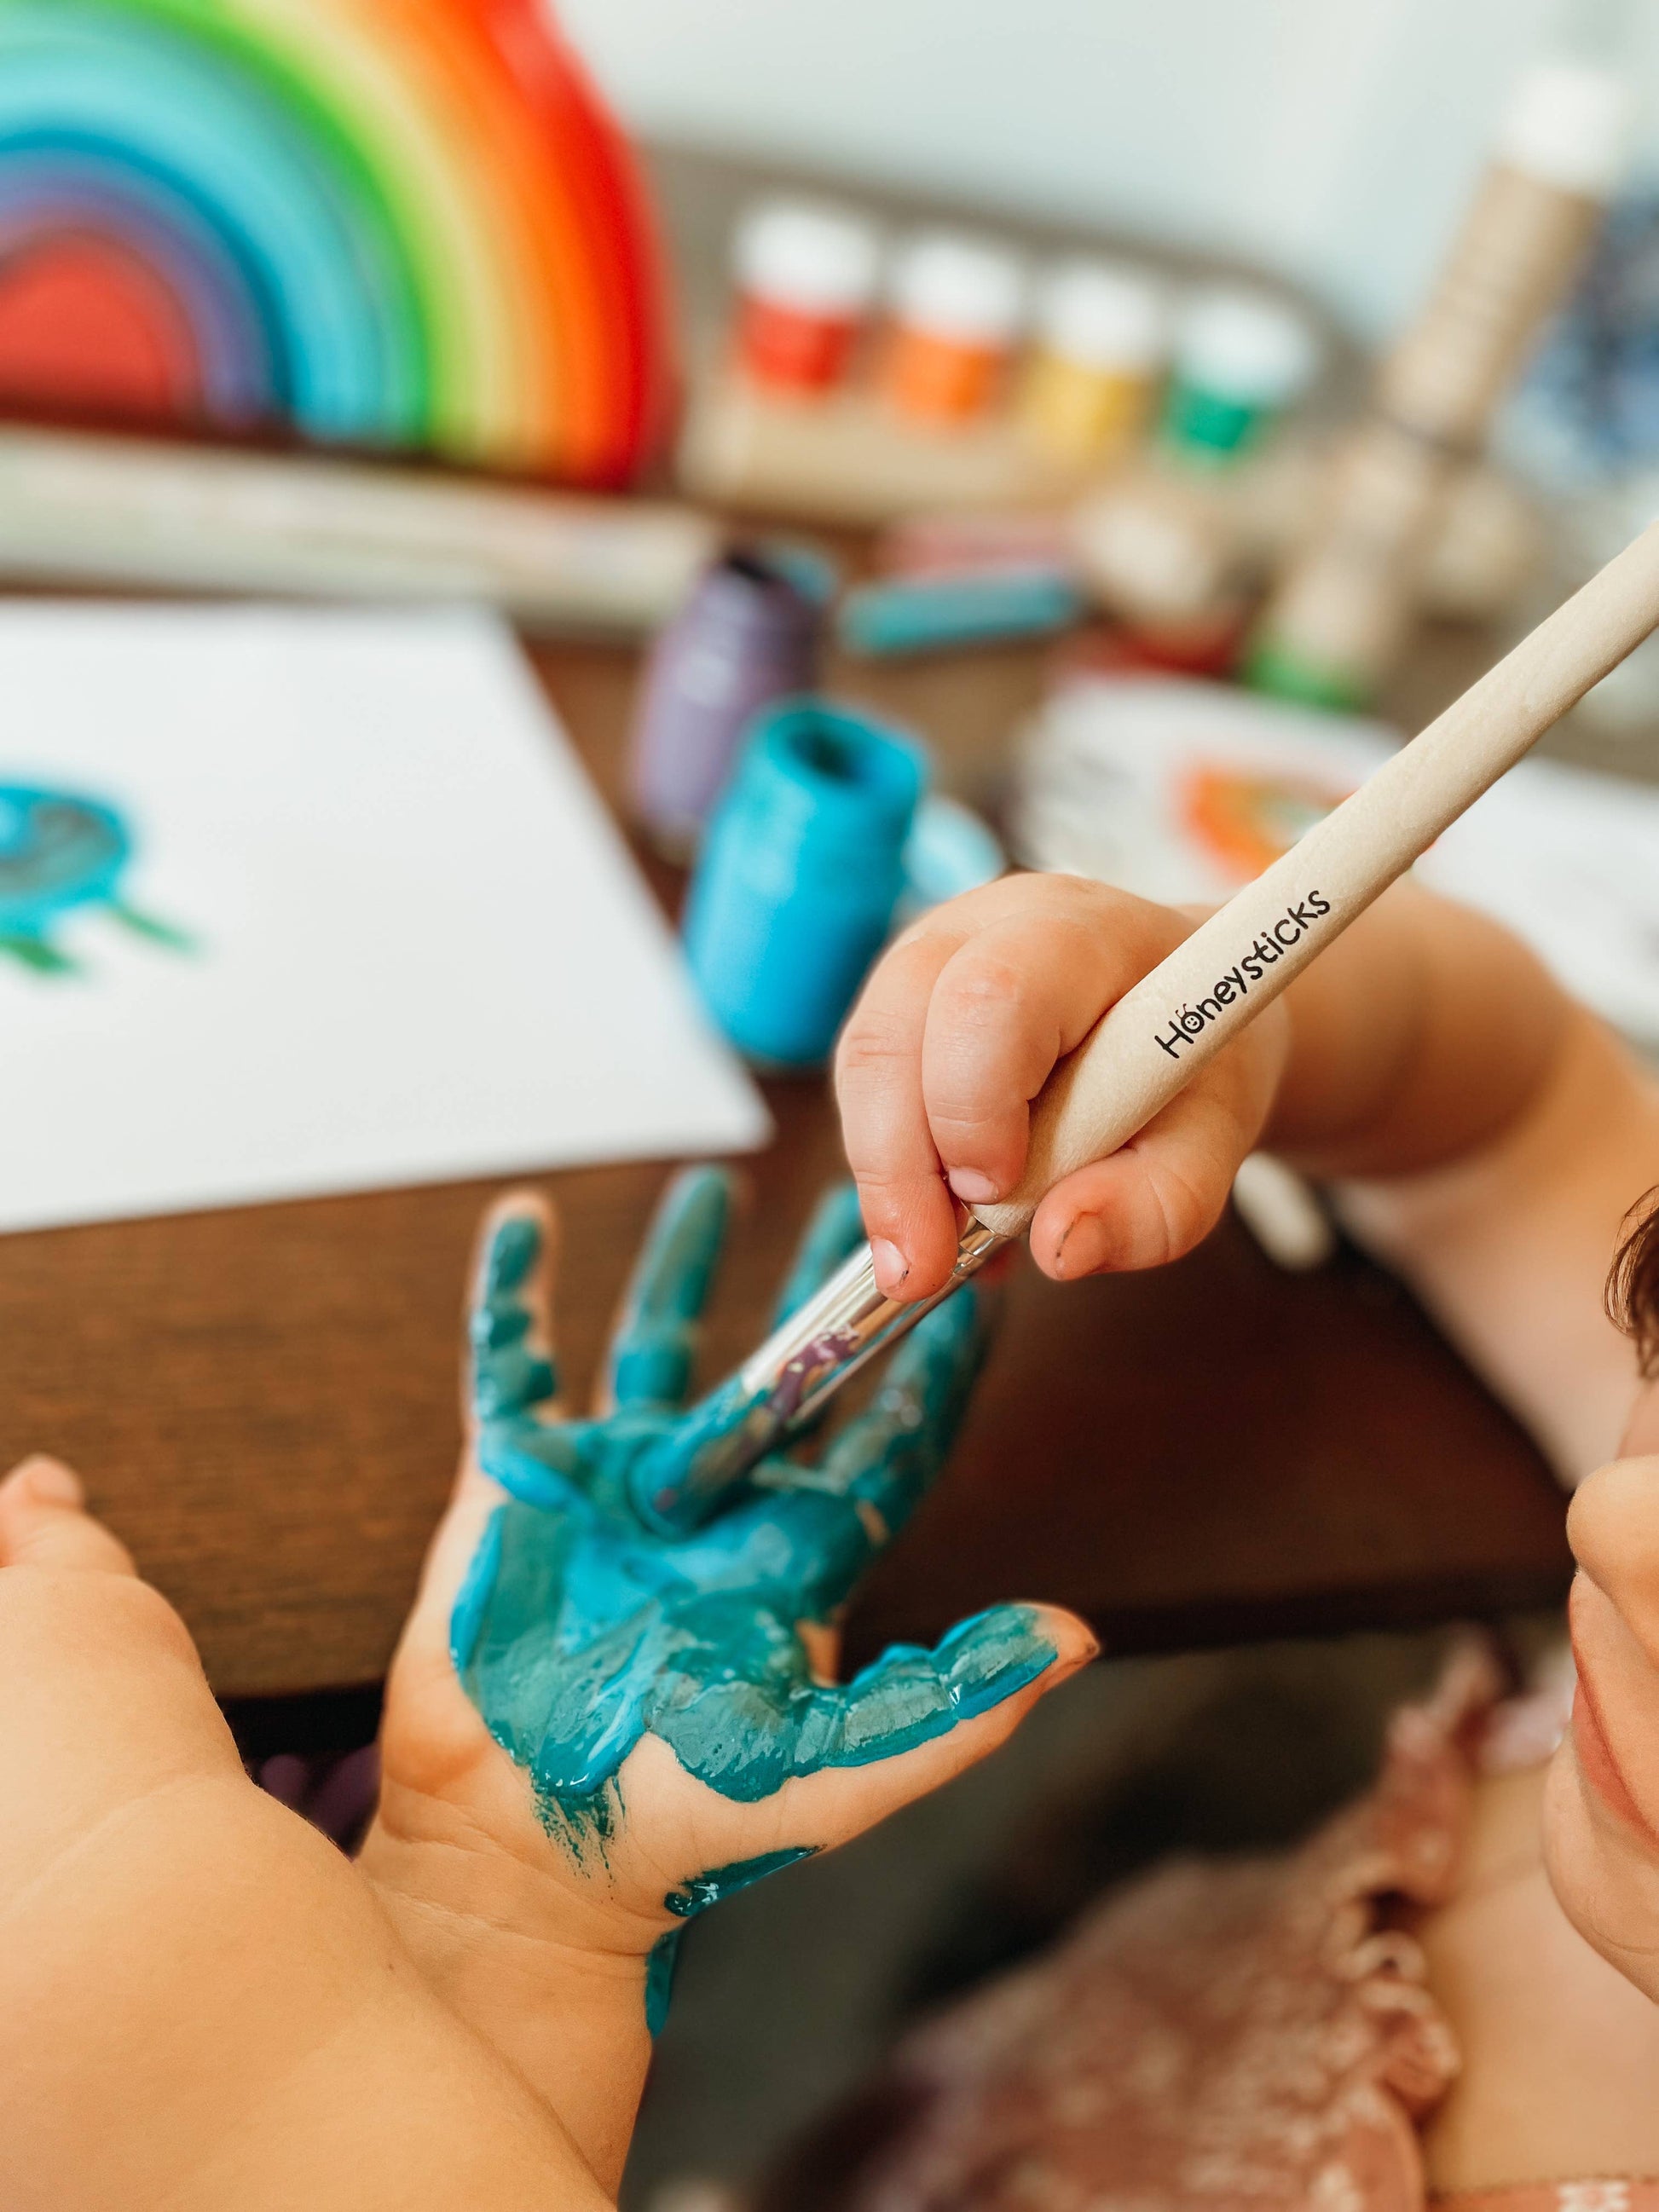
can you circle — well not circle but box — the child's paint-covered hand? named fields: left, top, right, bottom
left=836, top=872, right=1292, bottom=1300
left=363, top=1168, right=1092, bottom=2146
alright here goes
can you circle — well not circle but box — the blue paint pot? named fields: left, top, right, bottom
left=683, top=697, right=925, bottom=1070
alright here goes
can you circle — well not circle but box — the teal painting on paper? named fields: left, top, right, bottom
left=0, top=783, right=189, bottom=973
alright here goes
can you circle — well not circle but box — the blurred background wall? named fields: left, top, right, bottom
left=554, top=0, right=1658, bottom=339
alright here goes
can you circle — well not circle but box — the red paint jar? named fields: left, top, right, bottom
left=731, top=199, right=881, bottom=398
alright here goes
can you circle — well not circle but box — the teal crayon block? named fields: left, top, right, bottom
left=837, top=568, right=1084, bottom=658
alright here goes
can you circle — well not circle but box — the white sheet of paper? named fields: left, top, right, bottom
left=0, top=602, right=771, bottom=1233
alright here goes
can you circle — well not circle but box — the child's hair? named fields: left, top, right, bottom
left=1610, top=1189, right=1659, bottom=1376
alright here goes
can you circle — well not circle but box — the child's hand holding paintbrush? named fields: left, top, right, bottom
left=834, top=517, right=1659, bottom=1485
left=839, top=868, right=1567, bottom=1302
left=841, top=858, right=1656, bottom=1496
left=840, top=867, right=1645, bottom=1481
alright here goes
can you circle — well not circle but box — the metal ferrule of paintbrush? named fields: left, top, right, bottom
left=740, top=1215, right=1007, bottom=1433
left=641, top=1216, right=1007, bottom=1530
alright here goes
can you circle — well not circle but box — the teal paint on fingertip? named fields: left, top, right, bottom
left=934, top=1604, right=1062, bottom=1718
left=471, top=1214, right=558, bottom=1420
left=609, top=1167, right=732, bottom=1410
left=484, top=1216, right=541, bottom=1292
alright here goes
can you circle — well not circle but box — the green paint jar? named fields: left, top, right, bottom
left=1159, top=286, right=1320, bottom=464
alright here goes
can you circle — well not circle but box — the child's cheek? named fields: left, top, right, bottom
left=1570, top=1676, right=1659, bottom=1847
left=1569, top=1573, right=1659, bottom=1849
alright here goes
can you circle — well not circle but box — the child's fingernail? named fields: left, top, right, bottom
left=871, top=1239, right=910, bottom=1294
left=948, top=1169, right=999, bottom=1204
left=1055, top=1213, right=1110, bottom=1279
left=12, top=1456, right=82, bottom=1507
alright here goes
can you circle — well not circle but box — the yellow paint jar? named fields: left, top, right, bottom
left=1019, top=259, right=1167, bottom=465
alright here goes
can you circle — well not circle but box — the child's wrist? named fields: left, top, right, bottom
left=359, top=1797, right=656, bottom=2192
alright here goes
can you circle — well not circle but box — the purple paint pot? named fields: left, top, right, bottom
left=628, top=543, right=834, bottom=858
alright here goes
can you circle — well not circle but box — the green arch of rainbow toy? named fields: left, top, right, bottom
left=0, top=0, right=677, bottom=483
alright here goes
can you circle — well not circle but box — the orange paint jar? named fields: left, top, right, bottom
left=880, top=233, right=1026, bottom=428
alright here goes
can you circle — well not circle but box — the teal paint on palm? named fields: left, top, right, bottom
left=451, top=1170, right=1059, bottom=1852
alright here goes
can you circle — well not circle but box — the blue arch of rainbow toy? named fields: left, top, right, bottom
left=0, top=4, right=425, bottom=444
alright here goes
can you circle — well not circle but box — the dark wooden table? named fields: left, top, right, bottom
left=0, top=626, right=1573, bottom=1750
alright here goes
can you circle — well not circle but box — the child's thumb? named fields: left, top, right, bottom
left=777, top=1603, right=1099, bottom=1857
left=0, top=1457, right=137, bottom=1576
left=1027, top=1060, right=1275, bottom=1281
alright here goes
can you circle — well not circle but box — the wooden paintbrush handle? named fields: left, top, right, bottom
left=974, top=515, right=1659, bottom=1241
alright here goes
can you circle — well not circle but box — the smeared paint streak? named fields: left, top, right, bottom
left=107, top=901, right=194, bottom=952
left=630, top=1369, right=766, bottom=1530
left=630, top=1181, right=870, bottom=1528
left=645, top=1932, right=680, bottom=2036
left=664, top=1846, right=818, bottom=1920
left=451, top=1170, right=1060, bottom=1857
left=643, top=1847, right=818, bottom=2036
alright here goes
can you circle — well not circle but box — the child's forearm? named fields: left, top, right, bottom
left=1266, top=881, right=1575, bottom=1181
left=176, top=1927, right=620, bottom=2212
left=0, top=1758, right=614, bottom=2212
left=1264, top=880, right=1659, bottom=1478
